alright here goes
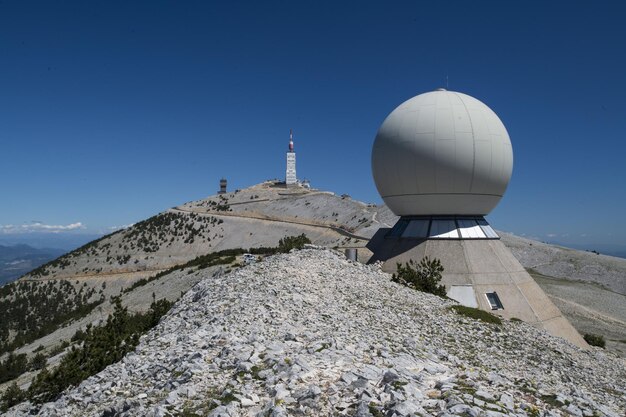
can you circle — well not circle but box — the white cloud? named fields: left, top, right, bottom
left=107, top=224, right=134, bottom=231
left=0, top=222, right=86, bottom=234
left=546, top=233, right=557, bottom=238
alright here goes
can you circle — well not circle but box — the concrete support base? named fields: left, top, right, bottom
left=367, top=228, right=588, bottom=349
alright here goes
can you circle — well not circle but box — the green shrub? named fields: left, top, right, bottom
left=583, top=333, right=606, bottom=348
left=28, top=353, right=47, bottom=371
left=0, top=382, right=25, bottom=412
left=49, top=340, right=69, bottom=356
left=277, top=234, right=311, bottom=253
left=391, top=257, right=446, bottom=297
left=449, top=305, right=502, bottom=325
left=0, top=353, right=28, bottom=384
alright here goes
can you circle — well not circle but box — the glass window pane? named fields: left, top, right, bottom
left=388, top=219, right=409, bottom=237
left=485, top=292, right=504, bottom=310
left=477, top=219, right=499, bottom=238
left=457, top=219, right=486, bottom=238
left=401, top=219, right=430, bottom=238
left=429, top=219, right=458, bottom=238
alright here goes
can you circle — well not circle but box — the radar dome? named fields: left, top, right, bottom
left=371, top=89, right=513, bottom=216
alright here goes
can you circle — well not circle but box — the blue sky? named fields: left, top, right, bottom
left=1, top=1, right=625, bottom=250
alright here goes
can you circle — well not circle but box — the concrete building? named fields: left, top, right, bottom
left=368, top=89, right=587, bottom=348
left=286, top=129, right=297, bottom=186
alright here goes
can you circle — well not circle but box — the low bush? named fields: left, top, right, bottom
left=28, top=353, right=47, bottom=371
left=0, top=382, right=24, bottom=412
left=449, top=305, right=503, bottom=325
left=0, top=353, right=28, bottom=384
left=583, top=333, right=606, bottom=348
left=277, top=234, right=311, bottom=253
left=391, top=257, right=446, bottom=297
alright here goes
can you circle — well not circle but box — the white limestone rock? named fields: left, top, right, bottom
left=7, top=249, right=625, bottom=416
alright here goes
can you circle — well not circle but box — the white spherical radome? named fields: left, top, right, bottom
left=371, top=89, right=513, bottom=216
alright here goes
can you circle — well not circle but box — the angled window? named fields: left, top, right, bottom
left=389, top=216, right=499, bottom=240
left=477, top=218, right=499, bottom=239
left=485, top=292, right=504, bottom=310
left=401, top=219, right=430, bottom=238
left=388, top=219, right=409, bottom=237
left=429, top=219, right=459, bottom=239
left=457, top=218, right=486, bottom=238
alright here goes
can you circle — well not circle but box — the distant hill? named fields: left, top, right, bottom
left=546, top=241, right=626, bottom=260
left=0, top=245, right=65, bottom=285
left=499, top=232, right=626, bottom=356
left=0, top=233, right=101, bottom=252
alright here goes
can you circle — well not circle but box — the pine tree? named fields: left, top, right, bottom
left=0, top=382, right=24, bottom=412
left=392, top=257, right=446, bottom=297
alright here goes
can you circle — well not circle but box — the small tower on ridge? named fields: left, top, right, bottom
left=285, top=129, right=297, bottom=186
left=218, top=178, right=227, bottom=194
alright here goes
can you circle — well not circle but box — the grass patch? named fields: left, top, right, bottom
left=391, top=380, right=408, bottom=390
left=250, top=364, right=266, bottom=380
left=448, top=305, right=502, bottom=325
left=368, top=403, right=384, bottom=417
left=315, top=342, right=331, bottom=353
left=220, top=391, right=238, bottom=404
left=456, top=380, right=477, bottom=396
left=540, top=394, right=561, bottom=407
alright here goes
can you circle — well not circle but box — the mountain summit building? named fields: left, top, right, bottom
left=286, top=129, right=297, bottom=186
left=368, top=89, right=587, bottom=348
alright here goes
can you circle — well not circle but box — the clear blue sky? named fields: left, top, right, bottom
left=1, top=1, right=625, bottom=250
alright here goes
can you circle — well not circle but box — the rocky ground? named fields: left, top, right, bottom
left=8, top=248, right=625, bottom=417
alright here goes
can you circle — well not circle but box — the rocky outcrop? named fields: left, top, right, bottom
left=8, top=249, right=625, bottom=416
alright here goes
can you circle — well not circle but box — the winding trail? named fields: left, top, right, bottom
left=20, top=267, right=171, bottom=282
left=171, top=206, right=370, bottom=242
